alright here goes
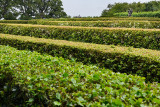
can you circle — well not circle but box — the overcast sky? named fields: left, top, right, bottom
left=61, top=0, right=153, bottom=17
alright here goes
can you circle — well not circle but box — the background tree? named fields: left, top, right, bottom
left=107, top=4, right=113, bottom=10
left=0, top=0, right=17, bottom=20
left=34, top=0, right=67, bottom=18
left=111, top=3, right=129, bottom=13
left=101, top=1, right=160, bottom=17
left=15, top=0, right=36, bottom=20
left=101, top=2, right=129, bottom=17
left=152, top=1, right=160, bottom=11
left=134, top=2, right=145, bottom=13
left=101, top=9, right=114, bottom=17
left=0, top=0, right=67, bottom=20
left=145, top=2, right=153, bottom=12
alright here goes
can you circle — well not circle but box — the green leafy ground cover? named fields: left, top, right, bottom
left=0, top=45, right=160, bottom=106
left=0, top=20, right=160, bottom=29
left=0, top=23, right=160, bottom=50
left=0, top=34, right=160, bottom=82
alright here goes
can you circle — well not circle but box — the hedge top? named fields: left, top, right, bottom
left=1, top=23, right=160, bottom=32
left=1, top=20, right=160, bottom=23
left=42, top=17, right=160, bottom=21
left=1, top=34, right=160, bottom=62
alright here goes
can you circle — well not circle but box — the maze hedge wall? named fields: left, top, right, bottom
left=0, top=24, right=160, bottom=50
left=0, top=34, right=160, bottom=82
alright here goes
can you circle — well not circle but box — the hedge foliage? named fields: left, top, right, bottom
left=1, top=45, right=160, bottom=106
left=115, top=11, right=160, bottom=18
left=0, top=20, right=160, bottom=29
left=0, top=34, right=160, bottom=82
left=40, top=17, right=160, bottom=21
left=0, top=23, right=160, bottom=50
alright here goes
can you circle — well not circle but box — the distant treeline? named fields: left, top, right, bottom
left=101, top=1, right=160, bottom=17
left=115, top=11, right=160, bottom=18
left=0, top=0, right=67, bottom=20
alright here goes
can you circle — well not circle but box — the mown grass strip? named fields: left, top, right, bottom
left=0, top=34, right=160, bottom=82
left=0, top=23, right=160, bottom=50
left=0, top=20, right=160, bottom=29
left=1, top=45, right=160, bottom=106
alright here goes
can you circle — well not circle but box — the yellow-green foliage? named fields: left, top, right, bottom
left=1, top=45, right=160, bottom=106
left=0, top=34, right=160, bottom=82
left=0, top=20, right=160, bottom=29
left=40, top=17, right=160, bottom=21
left=115, top=11, right=160, bottom=18
left=0, top=23, right=160, bottom=50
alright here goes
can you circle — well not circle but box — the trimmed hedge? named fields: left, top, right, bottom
left=0, top=23, right=160, bottom=50
left=0, top=20, right=160, bottom=29
left=0, top=20, right=37, bottom=24
left=0, top=34, right=160, bottom=82
left=1, top=45, right=160, bottom=106
left=115, top=11, right=160, bottom=18
left=40, top=17, right=160, bottom=21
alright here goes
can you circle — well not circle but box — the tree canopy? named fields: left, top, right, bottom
left=101, top=1, right=160, bottom=17
left=0, top=0, right=67, bottom=20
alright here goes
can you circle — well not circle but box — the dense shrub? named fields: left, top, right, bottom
left=41, top=17, right=160, bottom=21
left=0, top=34, right=160, bottom=82
left=0, top=20, right=160, bottom=29
left=0, top=24, right=160, bottom=50
left=1, top=45, right=160, bottom=106
left=115, top=11, right=160, bottom=18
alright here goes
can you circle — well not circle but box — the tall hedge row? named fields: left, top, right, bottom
left=1, top=45, right=160, bottom=106
left=0, top=20, right=160, bottom=29
left=0, top=34, right=160, bottom=82
left=0, top=24, right=160, bottom=50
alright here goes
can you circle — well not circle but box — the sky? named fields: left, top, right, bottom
left=61, top=0, right=153, bottom=17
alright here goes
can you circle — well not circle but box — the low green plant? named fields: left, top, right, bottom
left=0, top=45, right=160, bottom=106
